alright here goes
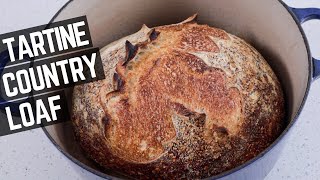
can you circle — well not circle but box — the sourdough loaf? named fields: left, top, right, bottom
left=72, top=15, right=285, bottom=179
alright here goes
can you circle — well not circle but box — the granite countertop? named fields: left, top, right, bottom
left=0, top=0, right=319, bottom=179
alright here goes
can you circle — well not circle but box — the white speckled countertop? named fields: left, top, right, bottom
left=0, top=0, right=319, bottom=179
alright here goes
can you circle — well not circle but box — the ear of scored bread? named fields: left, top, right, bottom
left=117, top=14, right=197, bottom=78
left=179, top=13, right=198, bottom=24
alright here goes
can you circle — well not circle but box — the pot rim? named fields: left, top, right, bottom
left=42, top=0, right=313, bottom=179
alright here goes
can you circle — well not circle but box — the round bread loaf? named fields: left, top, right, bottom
left=72, top=15, right=285, bottom=179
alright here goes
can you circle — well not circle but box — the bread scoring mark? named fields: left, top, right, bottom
left=113, top=73, right=125, bottom=91
left=149, top=29, right=160, bottom=41
left=172, top=102, right=206, bottom=127
left=123, top=40, right=139, bottom=66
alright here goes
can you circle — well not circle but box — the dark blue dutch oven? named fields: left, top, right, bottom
left=1, top=0, right=319, bottom=179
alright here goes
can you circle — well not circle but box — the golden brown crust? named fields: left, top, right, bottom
left=72, top=15, right=285, bottom=179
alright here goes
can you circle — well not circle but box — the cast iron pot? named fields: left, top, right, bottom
left=1, top=0, right=319, bottom=179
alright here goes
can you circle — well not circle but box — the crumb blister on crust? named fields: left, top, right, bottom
left=72, top=15, right=285, bottom=179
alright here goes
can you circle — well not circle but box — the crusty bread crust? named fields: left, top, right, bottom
left=72, top=15, right=285, bottom=179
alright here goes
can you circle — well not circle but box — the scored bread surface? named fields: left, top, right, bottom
left=72, top=15, right=285, bottom=179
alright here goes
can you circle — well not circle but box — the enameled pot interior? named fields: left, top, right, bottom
left=44, top=0, right=310, bottom=178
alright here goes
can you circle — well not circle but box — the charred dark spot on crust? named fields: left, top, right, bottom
left=123, top=40, right=139, bottom=66
left=102, top=115, right=111, bottom=138
left=213, top=125, right=229, bottom=135
left=113, top=73, right=124, bottom=91
left=172, top=102, right=206, bottom=127
left=102, top=116, right=110, bottom=126
left=120, top=98, right=129, bottom=106
left=149, top=29, right=160, bottom=41
left=190, top=113, right=206, bottom=127
left=172, top=102, right=193, bottom=117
